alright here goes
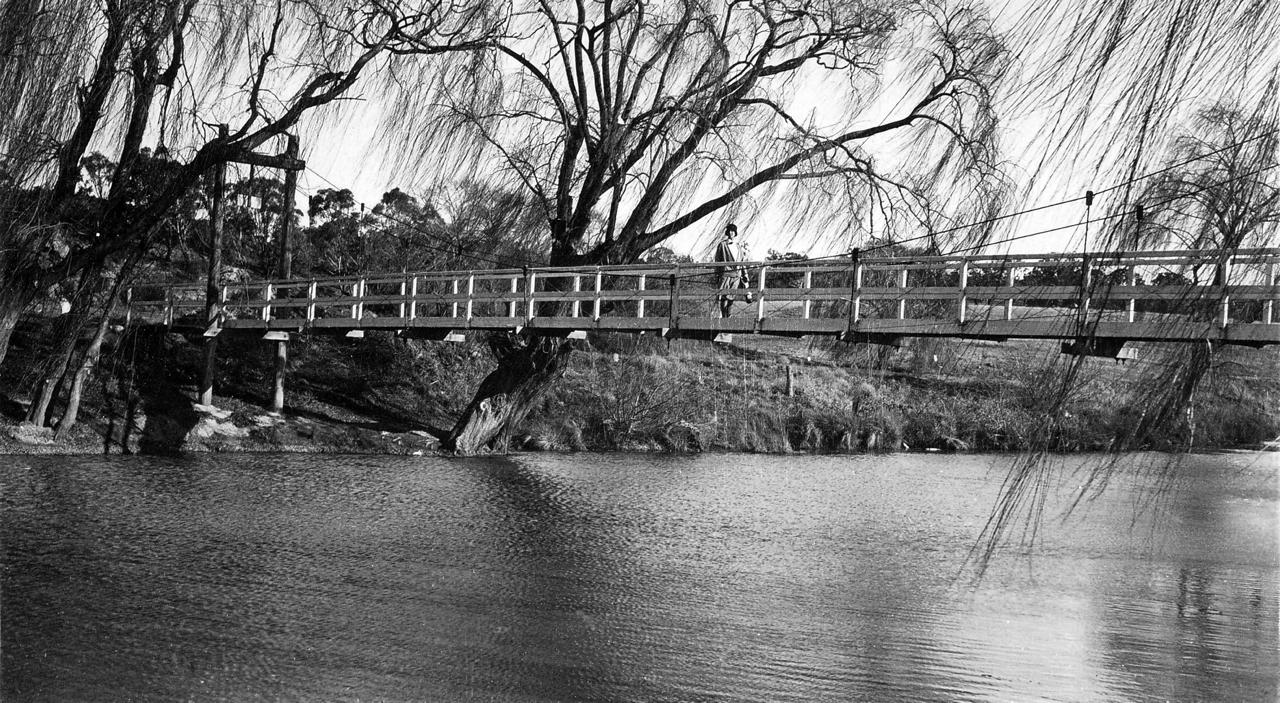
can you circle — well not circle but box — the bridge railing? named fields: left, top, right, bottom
left=123, top=247, right=1280, bottom=333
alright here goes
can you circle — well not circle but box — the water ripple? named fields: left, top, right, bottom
left=1, top=451, right=1275, bottom=702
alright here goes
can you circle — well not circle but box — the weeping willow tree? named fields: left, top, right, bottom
left=373, top=0, right=1013, bottom=452
left=969, top=1, right=1280, bottom=573
left=0, top=0, right=499, bottom=433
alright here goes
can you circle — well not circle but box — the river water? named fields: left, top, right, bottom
left=1, top=452, right=1276, bottom=702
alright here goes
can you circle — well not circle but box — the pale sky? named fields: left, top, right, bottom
left=291, top=1, right=1268, bottom=264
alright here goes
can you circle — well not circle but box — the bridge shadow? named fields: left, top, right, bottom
left=230, top=378, right=449, bottom=439
left=115, top=330, right=202, bottom=454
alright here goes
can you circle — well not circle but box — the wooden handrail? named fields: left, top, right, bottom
left=121, top=247, right=1280, bottom=334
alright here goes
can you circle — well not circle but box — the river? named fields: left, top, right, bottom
left=2, top=452, right=1276, bottom=702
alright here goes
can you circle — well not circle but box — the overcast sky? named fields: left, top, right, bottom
left=290, top=0, right=1273, bottom=263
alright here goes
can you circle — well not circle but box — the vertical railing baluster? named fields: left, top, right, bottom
left=853, top=261, right=863, bottom=322
left=571, top=276, right=581, bottom=318
left=1079, top=254, right=1092, bottom=322
left=350, top=279, right=364, bottom=320
left=1265, top=261, right=1276, bottom=325
left=449, top=279, right=457, bottom=319
left=508, top=275, right=519, bottom=318
left=1005, top=267, right=1015, bottom=321
left=668, top=271, right=680, bottom=328
left=466, top=274, right=475, bottom=321
left=307, top=281, right=317, bottom=322
left=897, top=268, right=907, bottom=320
left=526, top=270, right=537, bottom=322
left=410, top=276, right=420, bottom=320
left=1220, top=255, right=1232, bottom=327
left=958, top=260, right=969, bottom=324
left=593, top=268, right=603, bottom=321
left=636, top=274, right=646, bottom=318
left=756, top=266, right=767, bottom=322
left=1126, top=265, right=1136, bottom=323
left=802, top=270, right=812, bottom=320
left=398, top=275, right=407, bottom=319
left=262, top=282, right=274, bottom=321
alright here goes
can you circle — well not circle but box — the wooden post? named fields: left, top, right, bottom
left=1219, top=256, right=1232, bottom=327
left=668, top=272, right=680, bottom=328
left=957, top=260, right=969, bottom=324
left=572, top=276, right=582, bottom=318
left=636, top=274, right=646, bottom=318
left=853, top=259, right=863, bottom=323
left=357, top=278, right=366, bottom=320
left=271, top=134, right=300, bottom=415
left=465, top=274, right=475, bottom=321
left=410, top=276, right=420, bottom=320
left=593, top=268, right=603, bottom=321
left=897, top=268, right=908, bottom=320
left=1080, top=254, right=1093, bottom=320
left=1265, top=261, right=1276, bottom=325
left=270, top=331, right=288, bottom=413
left=508, top=275, right=519, bottom=318
left=278, top=134, right=298, bottom=279
left=802, top=270, right=813, bottom=320
left=124, top=288, right=133, bottom=327
left=262, top=282, right=274, bottom=321
left=199, top=123, right=228, bottom=407
left=398, top=275, right=407, bottom=319
left=526, top=269, right=537, bottom=321
left=756, top=266, right=767, bottom=322
left=449, top=279, right=457, bottom=319
left=785, top=361, right=794, bottom=398
left=1126, top=266, right=1137, bottom=323
left=1005, top=267, right=1015, bottom=321
left=306, top=281, right=317, bottom=321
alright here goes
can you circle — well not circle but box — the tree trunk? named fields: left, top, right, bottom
left=53, top=309, right=111, bottom=442
left=0, top=299, right=23, bottom=372
left=443, top=335, right=573, bottom=455
left=27, top=305, right=94, bottom=426
left=28, top=345, right=76, bottom=427
left=0, top=275, right=40, bottom=371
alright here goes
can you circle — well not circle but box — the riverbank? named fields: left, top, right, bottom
left=2, top=322, right=1278, bottom=455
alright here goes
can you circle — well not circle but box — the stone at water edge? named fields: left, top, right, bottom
left=192, top=403, right=233, bottom=420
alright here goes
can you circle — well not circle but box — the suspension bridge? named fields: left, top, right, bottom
left=125, top=247, right=1279, bottom=350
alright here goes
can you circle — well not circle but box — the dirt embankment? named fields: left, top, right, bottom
left=2, top=323, right=1277, bottom=455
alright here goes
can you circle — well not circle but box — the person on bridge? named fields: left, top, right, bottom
left=714, top=224, right=752, bottom=318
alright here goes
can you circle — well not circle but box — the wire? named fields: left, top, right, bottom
left=1091, top=128, right=1280, bottom=197
left=290, top=128, right=1280, bottom=283
left=680, top=156, right=1280, bottom=284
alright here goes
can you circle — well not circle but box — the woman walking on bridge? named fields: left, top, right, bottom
left=714, top=224, right=752, bottom=318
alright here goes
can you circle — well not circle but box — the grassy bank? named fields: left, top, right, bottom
left=3, top=316, right=1276, bottom=455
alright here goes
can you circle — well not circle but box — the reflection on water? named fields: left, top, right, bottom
left=2, top=451, right=1276, bottom=702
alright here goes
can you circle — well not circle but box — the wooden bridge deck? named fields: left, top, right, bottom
left=125, top=247, right=1280, bottom=348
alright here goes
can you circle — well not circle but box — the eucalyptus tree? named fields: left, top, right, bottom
left=379, top=0, right=1013, bottom=452
left=0, top=0, right=505, bottom=437
left=0, top=0, right=502, bottom=371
